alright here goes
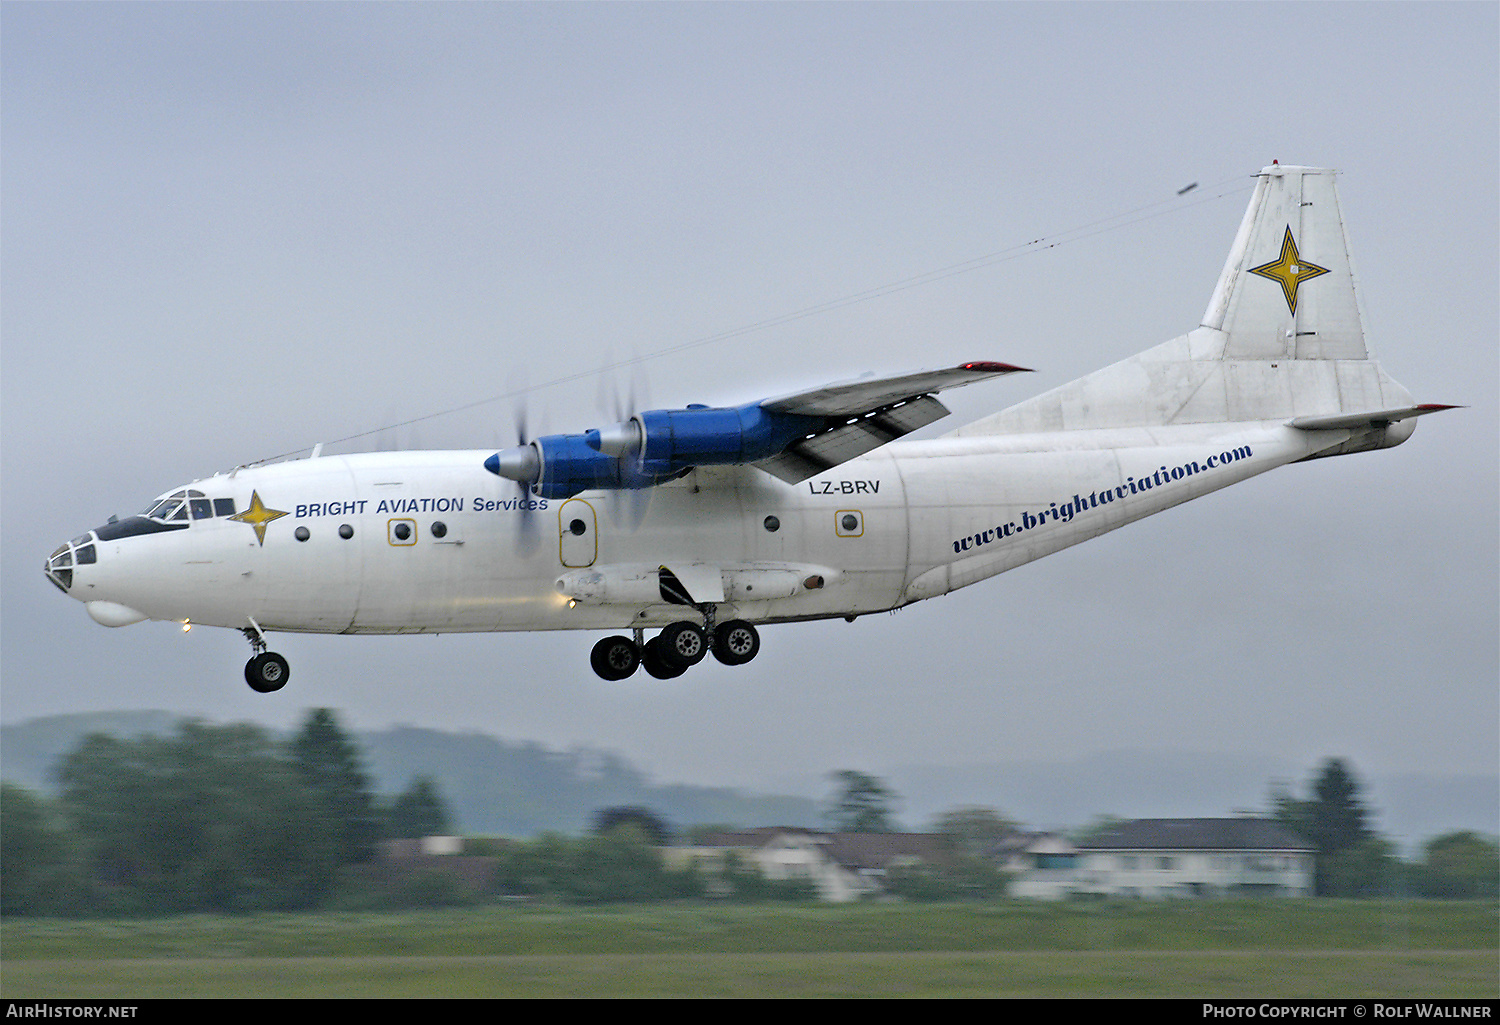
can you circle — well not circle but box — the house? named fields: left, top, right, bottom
left=671, top=827, right=952, bottom=902
left=990, top=831, right=1083, bottom=899
left=1073, top=818, right=1314, bottom=898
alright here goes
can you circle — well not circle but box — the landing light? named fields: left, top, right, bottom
left=181, top=621, right=192, bottom=633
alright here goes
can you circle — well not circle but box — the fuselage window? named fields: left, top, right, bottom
left=190, top=498, right=213, bottom=520
left=214, top=498, right=236, bottom=517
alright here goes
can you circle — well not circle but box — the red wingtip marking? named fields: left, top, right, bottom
left=959, top=361, right=1033, bottom=374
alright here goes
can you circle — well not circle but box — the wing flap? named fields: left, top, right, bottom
left=755, top=394, right=950, bottom=483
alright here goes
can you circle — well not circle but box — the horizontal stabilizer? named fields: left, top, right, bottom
left=1289, top=404, right=1460, bottom=431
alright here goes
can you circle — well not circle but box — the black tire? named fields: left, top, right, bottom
left=712, top=620, right=760, bottom=666
left=658, top=621, right=708, bottom=667
left=590, top=635, right=641, bottom=681
left=245, top=652, right=290, bottom=693
left=641, top=636, right=687, bottom=679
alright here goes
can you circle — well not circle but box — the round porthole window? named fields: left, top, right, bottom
left=294, top=526, right=310, bottom=542
left=763, top=515, right=780, bottom=532
left=841, top=514, right=859, bottom=532
left=339, top=524, right=354, bottom=539
left=393, top=522, right=412, bottom=541
left=569, top=518, right=587, bottom=536
left=431, top=521, right=447, bottom=538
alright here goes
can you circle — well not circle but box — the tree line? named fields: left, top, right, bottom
left=1269, top=757, right=1497, bottom=899
left=1, top=710, right=452, bottom=916
left=1, top=714, right=1493, bottom=916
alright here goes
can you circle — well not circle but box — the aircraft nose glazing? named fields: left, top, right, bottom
left=44, top=534, right=97, bottom=594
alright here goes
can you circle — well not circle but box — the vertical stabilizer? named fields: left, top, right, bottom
left=1204, top=164, right=1368, bottom=360
left=957, top=164, right=1419, bottom=438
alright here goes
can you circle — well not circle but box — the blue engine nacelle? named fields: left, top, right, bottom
left=632, top=404, right=816, bottom=477
left=486, top=402, right=824, bottom=499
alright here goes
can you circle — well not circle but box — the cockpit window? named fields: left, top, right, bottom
left=140, top=488, right=231, bottom=523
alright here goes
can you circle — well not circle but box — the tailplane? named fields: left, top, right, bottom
left=957, top=164, right=1445, bottom=450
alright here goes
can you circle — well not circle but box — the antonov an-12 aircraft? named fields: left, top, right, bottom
left=47, top=165, right=1453, bottom=692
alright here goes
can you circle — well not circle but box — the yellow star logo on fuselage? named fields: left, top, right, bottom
left=230, top=490, right=289, bottom=546
left=1248, top=226, right=1329, bottom=314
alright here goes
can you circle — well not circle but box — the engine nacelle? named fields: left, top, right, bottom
left=488, top=402, right=823, bottom=499
left=631, top=404, right=816, bottom=477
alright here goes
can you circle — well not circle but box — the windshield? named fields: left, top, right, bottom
left=139, top=489, right=236, bottom=521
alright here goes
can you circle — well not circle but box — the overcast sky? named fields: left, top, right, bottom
left=3, top=3, right=1495, bottom=802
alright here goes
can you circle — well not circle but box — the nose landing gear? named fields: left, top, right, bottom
left=246, top=651, right=291, bottom=693
left=242, top=620, right=291, bottom=693
left=589, top=612, right=760, bottom=680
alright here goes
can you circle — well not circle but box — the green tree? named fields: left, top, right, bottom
left=592, top=806, right=672, bottom=845
left=1274, top=758, right=1384, bottom=896
left=289, top=708, right=379, bottom=864
left=827, top=770, right=898, bottom=832
left=932, top=805, right=1017, bottom=857
left=1311, top=759, right=1370, bottom=852
left=1410, top=832, right=1499, bottom=899
left=386, top=776, right=453, bottom=838
left=57, top=722, right=343, bottom=912
left=1, top=783, right=86, bottom=916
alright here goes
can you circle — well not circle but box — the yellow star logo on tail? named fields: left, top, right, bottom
left=230, top=490, right=289, bottom=546
left=1248, top=226, right=1329, bottom=314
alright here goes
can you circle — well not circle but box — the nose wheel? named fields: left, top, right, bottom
left=245, top=651, right=291, bottom=693
left=589, top=617, right=759, bottom=680
left=241, top=620, right=290, bottom=693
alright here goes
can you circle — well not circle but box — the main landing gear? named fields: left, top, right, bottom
left=242, top=622, right=290, bottom=693
left=590, top=614, right=760, bottom=681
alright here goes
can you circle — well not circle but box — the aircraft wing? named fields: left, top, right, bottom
left=754, top=361, right=1031, bottom=484
left=489, top=361, right=1031, bottom=496
left=760, top=361, right=1030, bottom=417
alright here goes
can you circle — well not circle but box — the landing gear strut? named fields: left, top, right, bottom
left=242, top=620, right=291, bottom=693
left=588, top=609, right=760, bottom=680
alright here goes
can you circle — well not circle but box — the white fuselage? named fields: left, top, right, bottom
left=58, top=420, right=1352, bottom=637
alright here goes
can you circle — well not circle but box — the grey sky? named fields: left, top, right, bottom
left=3, top=3, right=1495, bottom=798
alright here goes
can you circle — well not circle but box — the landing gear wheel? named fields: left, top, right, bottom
left=713, top=620, right=760, bottom=666
left=590, top=636, right=641, bottom=681
left=641, top=636, right=687, bottom=679
left=245, top=652, right=290, bottom=693
left=658, top=621, right=708, bottom=668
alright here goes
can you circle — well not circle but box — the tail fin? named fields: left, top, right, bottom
left=958, top=164, right=1424, bottom=442
left=1207, top=164, right=1369, bottom=360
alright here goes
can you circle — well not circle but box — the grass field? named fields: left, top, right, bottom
left=3, top=901, right=1495, bottom=998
